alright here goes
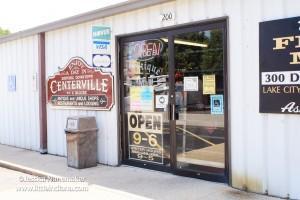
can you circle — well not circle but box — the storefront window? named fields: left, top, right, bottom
left=122, top=38, right=171, bottom=166
left=121, top=26, right=226, bottom=174
left=174, top=29, right=225, bottom=170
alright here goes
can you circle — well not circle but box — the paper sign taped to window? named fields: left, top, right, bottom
left=130, top=86, right=154, bottom=112
left=203, top=74, right=216, bottom=94
left=155, top=95, right=168, bottom=109
left=184, top=76, right=198, bottom=91
left=210, top=95, right=224, bottom=115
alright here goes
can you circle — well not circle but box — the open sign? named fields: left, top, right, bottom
left=127, top=112, right=163, bottom=134
left=127, top=39, right=164, bottom=61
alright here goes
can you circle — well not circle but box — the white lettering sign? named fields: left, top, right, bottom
left=281, top=102, right=300, bottom=113
left=261, top=70, right=300, bottom=85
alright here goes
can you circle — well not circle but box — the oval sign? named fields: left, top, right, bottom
left=127, top=39, right=164, bottom=61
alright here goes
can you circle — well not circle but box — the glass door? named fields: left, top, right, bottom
left=173, top=28, right=226, bottom=174
left=120, top=20, right=227, bottom=181
left=120, top=34, right=172, bottom=168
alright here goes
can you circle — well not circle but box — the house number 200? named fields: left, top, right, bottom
left=161, top=12, right=174, bottom=22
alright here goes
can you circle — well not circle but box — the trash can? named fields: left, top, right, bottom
left=65, top=116, right=98, bottom=169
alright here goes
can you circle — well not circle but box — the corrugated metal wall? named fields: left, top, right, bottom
left=0, top=35, right=40, bottom=151
left=45, top=23, right=119, bottom=165
left=0, top=0, right=298, bottom=199
left=44, top=0, right=300, bottom=198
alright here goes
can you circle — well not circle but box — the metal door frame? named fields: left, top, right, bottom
left=118, top=17, right=229, bottom=183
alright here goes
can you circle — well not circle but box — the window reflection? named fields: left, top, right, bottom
left=175, top=29, right=225, bottom=170
left=122, top=38, right=171, bottom=166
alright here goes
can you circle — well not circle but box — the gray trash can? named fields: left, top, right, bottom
left=65, top=116, right=98, bottom=169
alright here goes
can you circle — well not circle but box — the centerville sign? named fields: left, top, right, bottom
left=47, top=57, right=114, bottom=110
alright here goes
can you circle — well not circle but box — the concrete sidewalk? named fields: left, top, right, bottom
left=0, top=144, right=279, bottom=200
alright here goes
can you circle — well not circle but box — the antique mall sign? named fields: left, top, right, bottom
left=47, top=57, right=114, bottom=110
left=260, top=16, right=300, bottom=114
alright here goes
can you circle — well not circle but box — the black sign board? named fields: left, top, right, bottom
left=260, top=16, right=300, bottom=114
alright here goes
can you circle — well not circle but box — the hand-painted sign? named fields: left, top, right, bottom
left=260, top=16, right=300, bottom=114
left=47, top=57, right=114, bottom=110
left=127, top=112, right=163, bottom=164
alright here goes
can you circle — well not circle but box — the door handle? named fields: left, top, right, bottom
left=167, top=103, right=172, bottom=120
left=168, top=103, right=172, bottom=120
left=172, top=104, right=176, bottom=121
left=168, top=103, right=175, bottom=121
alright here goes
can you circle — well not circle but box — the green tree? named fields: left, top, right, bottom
left=174, top=30, right=223, bottom=75
left=200, top=30, right=223, bottom=73
left=0, top=27, right=10, bottom=36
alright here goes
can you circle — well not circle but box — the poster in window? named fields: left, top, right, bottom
left=130, top=86, right=154, bottom=112
left=203, top=74, right=216, bottom=94
left=210, top=95, right=224, bottom=115
left=155, top=95, right=168, bottom=109
left=183, top=76, right=198, bottom=91
left=127, top=112, right=163, bottom=164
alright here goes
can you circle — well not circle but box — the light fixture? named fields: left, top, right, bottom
left=161, top=38, right=208, bottom=47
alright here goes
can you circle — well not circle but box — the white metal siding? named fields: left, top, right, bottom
left=0, top=35, right=40, bottom=151
left=0, top=0, right=295, bottom=199
left=45, top=22, right=120, bottom=165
